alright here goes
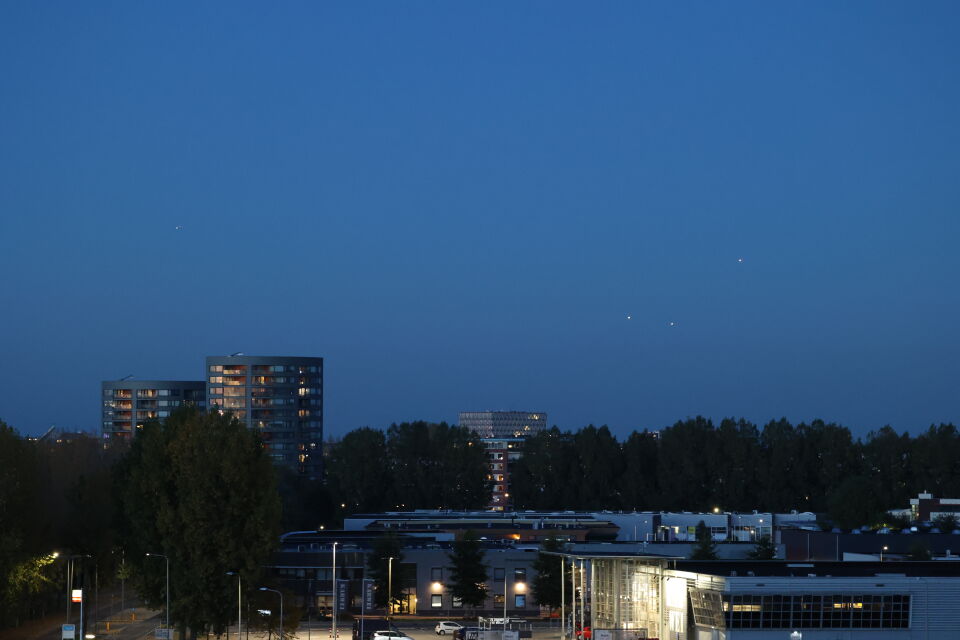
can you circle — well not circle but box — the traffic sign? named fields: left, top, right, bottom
left=61, top=623, right=76, bottom=640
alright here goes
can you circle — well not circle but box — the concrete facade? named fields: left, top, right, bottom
left=101, top=379, right=205, bottom=440
left=206, top=355, right=323, bottom=478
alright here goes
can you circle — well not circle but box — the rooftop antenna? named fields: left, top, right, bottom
left=229, top=352, right=244, bottom=357
left=119, top=374, right=134, bottom=381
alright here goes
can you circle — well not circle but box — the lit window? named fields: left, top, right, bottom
left=515, top=595, right=525, bottom=608
left=431, top=595, right=442, bottom=608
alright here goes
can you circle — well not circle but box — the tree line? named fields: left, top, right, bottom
left=510, top=418, right=960, bottom=528
left=4, top=410, right=959, bottom=633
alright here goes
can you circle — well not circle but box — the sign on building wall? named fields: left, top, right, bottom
left=337, top=579, right=349, bottom=611
left=363, top=580, right=376, bottom=611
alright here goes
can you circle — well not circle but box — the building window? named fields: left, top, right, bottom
left=431, top=595, right=442, bottom=608
left=515, top=595, right=526, bottom=608
left=514, top=568, right=526, bottom=582
left=431, top=568, right=443, bottom=581
left=209, top=365, right=223, bottom=372
left=493, top=594, right=504, bottom=605
left=452, top=597, right=462, bottom=608
left=494, top=568, right=505, bottom=582
left=723, top=594, right=910, bottom=629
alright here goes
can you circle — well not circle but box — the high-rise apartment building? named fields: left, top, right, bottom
left=459, top=411, right=547, bottom=510
left=101, top=379, right=206, bottom=441
left=206, top=355, right=323, bottom=479
left=459, top=411, right=547, bottom=438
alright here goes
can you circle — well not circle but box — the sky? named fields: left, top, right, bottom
left=1, top=2, right=958, bottom=439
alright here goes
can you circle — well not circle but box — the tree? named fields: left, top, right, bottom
left=326, top=428, right=393, bottom=514
left=689, top=520, right=718, bottom=560
left=933, top=513, right=959, bottom=532
left=366, top=534, right=408, bottom=610
left=117, top=407, right=281, bottom=638
left=531, top=537, right=568, bottom=610
left=826, top=476, right=886, bottom=530
left=447, top=530, right=488, bottom=610
left=386, top=422, right=491, bottom=510
left=620, top=431, right=659, bottom=510
left=747, top=535, right=777, bottom=560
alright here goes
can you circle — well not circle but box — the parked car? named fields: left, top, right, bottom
left=436, top=621, right=464, bottom=635
left=353, top=618, right=392, bottom=640
left=453, top=627, right=481, bottom=640
left=373, top=631, right=410, bottom=640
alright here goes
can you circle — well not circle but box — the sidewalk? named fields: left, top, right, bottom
left=0, top=607, right=163, bottom=640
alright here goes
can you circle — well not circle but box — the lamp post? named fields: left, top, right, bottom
left=226, top=572, right=242, bottom=639
left=881, top=546, right=889, bottom=562
left=332, top=542, right=338, bottom=640
left=260, top=587, right=283, bottom=639
left=145, top=553, right=169, bottom=632
left=387, top=557, right=394, bottom=621
left=506, top=581, right=525, bottom=634
left=66, top=553, right=91, bottom=638
left=503, top=579, right=508, bottom=635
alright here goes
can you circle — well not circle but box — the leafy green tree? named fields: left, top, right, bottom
left=447, top=530, right=488, bottom=610
left=689, top=521, right=718, bottom=560
left=570, top=425, right=624, bottom=509
left=747, top=535, right=777, bottom=560
left=827, top=476, right=886, bottom=530
left=386, top=422, right=490, bottom=510
left=713, top=419, right=760, bottom=511
left=933, top=513, right=959, bottom=532
left=862, top=426, right=913, bottom=510
left=658, top=418, right=720, bottom=510
left=366, top=534, right=409, bottom=610
left=510, top=428, right=578, bottom=510
left=620, top=430, right=659, bottom=510
left=757, top=418, right=804, bottom=511
left=911, top=424, right=960, bottom=497
left=326, top=428, right=393, bottom=514
left=531, top=537, right=568, bottom=610
left=117, top=407, right=281, bottom=638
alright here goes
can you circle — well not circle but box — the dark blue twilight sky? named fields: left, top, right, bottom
left=1, top=2, right=958, bottom=438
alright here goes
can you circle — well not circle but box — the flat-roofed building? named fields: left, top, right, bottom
left=101, top=379, right=206, bottom=441
left=206, top=355, right=323, bottom=478
left=459, top=411, right=547, bottom=439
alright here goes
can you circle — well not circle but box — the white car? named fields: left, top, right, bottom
left=435, top=621, right=464, bottom=635
left=373, top=631, right=410, bottom=640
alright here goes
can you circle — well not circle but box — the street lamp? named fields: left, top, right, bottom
left=226, top=572, right=241, bottom=639
left=332, top=542, right=338, bottom=640
left=387, top=557, right=394, bottom=620
left=260, top=587, right=284, bottom=639
left=881, top=546, right=889, bottom=562
left=65, top=553, right=91, bottom=637
left=503, top=579, right=526, bottom=634
left=145, top=553, right=169, bottom=631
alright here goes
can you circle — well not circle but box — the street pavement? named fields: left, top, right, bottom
left=231, top=620, right=564, bottom=640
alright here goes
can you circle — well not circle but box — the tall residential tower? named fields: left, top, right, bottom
left=206, top=355, right=323, bottom=478
left=459, top=410, right=547, bottom=510
left=101, top=379, right=206, bottom=441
